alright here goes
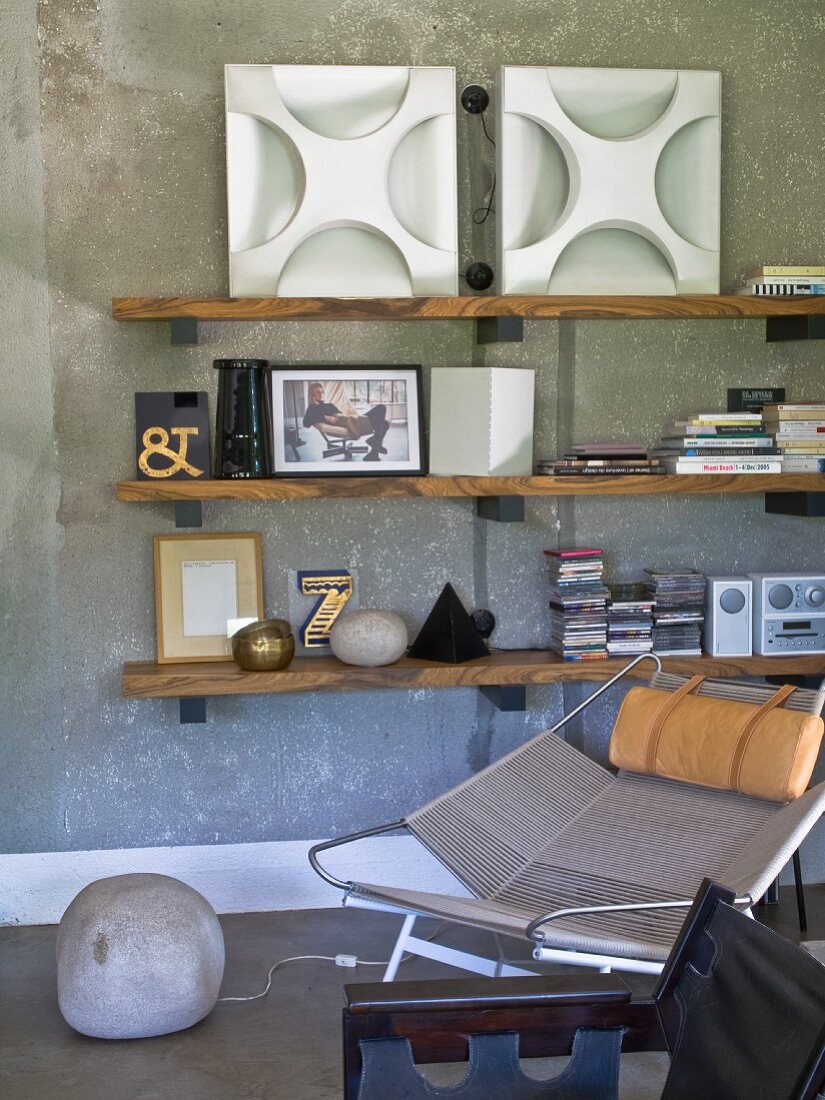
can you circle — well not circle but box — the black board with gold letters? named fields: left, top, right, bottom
left=135, top=392, right=211, bottom=481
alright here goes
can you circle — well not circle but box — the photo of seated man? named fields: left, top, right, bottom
left=302, top=380, right=389, bottom=462
left=277, top=370, right=419, bottom=473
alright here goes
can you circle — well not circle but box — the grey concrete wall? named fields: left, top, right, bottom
left=2, top=0, right=824, bottom=886
left=0, top=0, right=66, bottom=852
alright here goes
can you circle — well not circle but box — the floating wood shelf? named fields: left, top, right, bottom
left=113, top=294, right=825, bottom=323
left=123, top=651, right=825, bottom=701
left=116, top=474, right=825, bottom=503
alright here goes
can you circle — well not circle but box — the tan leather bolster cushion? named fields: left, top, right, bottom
left=609, top=686, right=824, bottom=802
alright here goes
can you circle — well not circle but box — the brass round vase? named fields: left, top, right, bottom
left=231, top=619, right=295, bottom=671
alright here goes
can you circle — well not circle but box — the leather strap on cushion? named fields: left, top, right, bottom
left=728, top=683, right=797, bottom=791
left=644, top=675, right=705, bottom=772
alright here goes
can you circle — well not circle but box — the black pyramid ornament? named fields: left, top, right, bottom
left=409, top=583, right=490, bottom=663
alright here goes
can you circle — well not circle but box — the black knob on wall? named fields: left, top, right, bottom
left=465, top=262, right=494, bottom=291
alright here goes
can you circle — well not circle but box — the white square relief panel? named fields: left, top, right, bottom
left=497, top=66, right=721, bottom=295
left=225, top=65, right=458, bottom=297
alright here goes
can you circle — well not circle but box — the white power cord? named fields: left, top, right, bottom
left=216, top=926, right=447, bottom=1005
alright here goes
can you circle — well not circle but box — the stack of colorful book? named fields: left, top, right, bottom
left=762, top=402, right=825, bottom=473
left=544, top=548, right=609, bottom=661
left=653, top=411, right=781, bottom=474
left=606, top=582, right=654, bottom=655
left=734, top=264, right=825, bottom=296
left=645, top=568, right=706, bottom=656
left=539, top=443, right=665, bottom=477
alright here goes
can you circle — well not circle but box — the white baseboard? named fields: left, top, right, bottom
left=0, top=836, right=465, bottom=927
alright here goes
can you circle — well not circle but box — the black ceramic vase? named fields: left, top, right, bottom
left=213, top=359, right=274, bottom=478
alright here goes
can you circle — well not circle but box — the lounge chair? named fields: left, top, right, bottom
left=311, top=654, right=825, bottom=978
left=314, top=421, right=371, bottom=460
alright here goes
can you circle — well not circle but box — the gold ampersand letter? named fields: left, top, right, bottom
left=139, top=427, right=204, bottom=478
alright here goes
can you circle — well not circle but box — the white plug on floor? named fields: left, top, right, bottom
left=335, top=954, right=358, bottom=968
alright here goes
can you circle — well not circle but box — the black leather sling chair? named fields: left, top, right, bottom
left=343, top=879, right=825, bottom=1100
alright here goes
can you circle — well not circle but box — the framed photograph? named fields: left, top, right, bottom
left=272, top=365, right=425, bottom=476
left=153, top=533, right=264, bottom=663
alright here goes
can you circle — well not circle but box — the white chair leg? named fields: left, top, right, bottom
left=382, top=914, right=416, bottom=982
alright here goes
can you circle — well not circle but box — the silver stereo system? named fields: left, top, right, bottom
left=749, top=573, right=825, bottom=656
left=705, top=577, right=752, bottom=657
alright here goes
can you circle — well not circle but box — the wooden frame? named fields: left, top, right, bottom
left=271, top=366, right=426, bottom=476
left=343, top=973, right=662, bottom=1099
left=153, top=533, right=263, bottom=664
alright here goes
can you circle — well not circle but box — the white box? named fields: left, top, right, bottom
left=428, top=368, right=535, bottom=476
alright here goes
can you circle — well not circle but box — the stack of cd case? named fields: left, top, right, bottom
left=544, top=548, right=609, bottom=660
left=644, top=568, right=706, bottom=655
left=607, top=582, right=655, bottom=655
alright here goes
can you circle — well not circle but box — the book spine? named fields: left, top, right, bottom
left=769, top=423, right=825, bottom=434
left=552, top=467, right=664, bottom=475
left=556, top=460, right=654, bottom=466
left=746, top=266, right=825, bottom=277
left=781, top=459, right=825, bottom=471
left=666, top=427, right=768, bottom=435
left=734, top=285, right=825, bottom=295
left=665, top=438, right=773, bottom=447
left=678, top=417, right=763, bottom=424
left=677, top=447, right=779, bottom=456
left=667, top=461, right=783, bottom=474
left=747, top=276, right=825, bottom=286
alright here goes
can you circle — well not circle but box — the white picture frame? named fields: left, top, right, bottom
left=271, top=366, right=425, bottom=476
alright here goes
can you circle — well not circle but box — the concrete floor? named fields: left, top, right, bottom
left=1, top=886, right=820, bottom=1100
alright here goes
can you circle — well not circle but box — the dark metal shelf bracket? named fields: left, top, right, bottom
left=476, top=317, right=524, bottom=344
left=476, top=496, right=525, bottom=523
left=171, top=318, right=198, bottom=345
left=765, top=492, right=825, bottom=518
left=479, top=685, right=527, bottom=712
left=179, top=697, right=207, bottom=724
left=174, top=500, right=203, bottom=528
left=766, top=316, right=825, bottom=342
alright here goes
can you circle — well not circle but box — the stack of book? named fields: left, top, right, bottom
left=544, top=548, right=609, bottom=661
left=645, top=568, right=705, bottom=656
left=606, top=582, right=654, bottom=655
left=653, top=411, right=781, bottom=474
left=734, top=264, right=825, bottom=296
left=763, top=402, right=825, bottom=473
left=540, top=443, right=665, bottom=477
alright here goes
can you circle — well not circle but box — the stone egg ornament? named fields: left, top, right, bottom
left=329, top=609, right=408, bottom=667
left=56, top=873, right=225, bottom=1039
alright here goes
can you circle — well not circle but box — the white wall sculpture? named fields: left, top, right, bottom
left=225, top=65, right=458, bottom=297
left=497, top=67, right=721, bottom=295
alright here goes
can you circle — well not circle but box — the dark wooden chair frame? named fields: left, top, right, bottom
left=342, top=880, right=825, bottom=1100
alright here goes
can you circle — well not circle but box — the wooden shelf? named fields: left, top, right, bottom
left=116, top=473, right=825, bottom=503
left=122, top=650, right=825, bottom=700
left=113, top=294, right=825, bottom=323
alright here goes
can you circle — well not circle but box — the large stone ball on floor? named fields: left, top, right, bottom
left=329, top=609, right=408, bottom=667
left=56, top=873, right=225, bottom=1039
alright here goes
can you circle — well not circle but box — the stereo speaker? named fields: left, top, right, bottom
left=705, top=576, right=752, bottom=657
